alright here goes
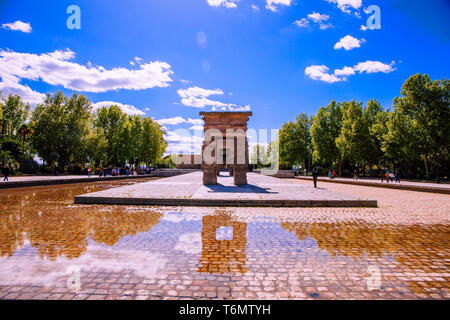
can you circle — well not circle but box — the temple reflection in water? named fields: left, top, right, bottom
left=198, top=214, right=248, bottom=274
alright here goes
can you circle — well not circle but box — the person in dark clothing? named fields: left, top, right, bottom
left=380, top=170, right=384, bottom=183
left=312, top=167, right=319, bottom=188
left=2, top=164, right=10, bottom=182
left=395, top=171, right=401, bottom=183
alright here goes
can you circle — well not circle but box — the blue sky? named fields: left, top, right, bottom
left=0, top=0, right=449, bottom=153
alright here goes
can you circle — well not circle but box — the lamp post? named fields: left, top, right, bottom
left=436, top=152, right=440, bottom=184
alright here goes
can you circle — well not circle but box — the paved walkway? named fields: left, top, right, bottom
left=74, top=172, right=377, bottom=207
left=0, top=174, right=156, bottom=189
left=295, top=176, right=450, bottom=194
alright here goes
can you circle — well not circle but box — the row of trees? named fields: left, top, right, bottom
left=0, top=91, right=167, bottom=174
left=252, top=74, right=449, bottom=180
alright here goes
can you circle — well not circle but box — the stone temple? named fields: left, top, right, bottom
left=200, top=111, right=252, bottom=186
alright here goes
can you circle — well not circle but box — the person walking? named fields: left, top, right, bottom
left=312, top=167, right=319, bottom=188
left=332, top=170, right=336, bottom=179
left=328, top=170, right=332, bottom=179
left=2, top=164, right=10, bottom=182
left=389, top=172, right=394, bottom=183
left=385, top=171, right=390, bottom=183
left=380, top=170, right=384, bottom=183
left=395, top=171, right=401, bottom=183
left=87, top=167, right=92, bottom=178
left=353, top=169, right=358, bottom=181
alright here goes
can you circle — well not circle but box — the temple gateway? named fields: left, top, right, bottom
left=199, top=111, right=252, bottom=186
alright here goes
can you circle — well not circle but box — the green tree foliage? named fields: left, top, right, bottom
left=92, top=105, right=166, bottom=167
left=1, top=93, right=30, bottom=141
left=310, top=100, right=342, bottom=174
left=336, top=100, right=369, bottom=166
left=249, top=144, right=270, bottom=168
left=30, top=91, right=91, bottom=167
left=392, top=74, right=450, bottom=178
left=278, top=113, right=311, bottom=169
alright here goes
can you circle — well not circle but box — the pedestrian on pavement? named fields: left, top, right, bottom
left=88, top=167, right=92, bottom=177
left=353, top=169, right=358, bottom=181
left=395, top=171, right=401, bottom=183
left=332, top=170, right=336, bottom=179
left=328, top=170, right=332, bottom=179
left=386, top=171, right=390, bottom=183
left=389, top=172, right=394, bottom=183
left=2, top=164, right=10, bottom=182
left=380, top=170, right=384, bottom=183
left=312, top=167, right=319, bottom=188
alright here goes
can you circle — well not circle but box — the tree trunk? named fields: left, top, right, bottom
left=423, top=154, right=429, bottom=179
left=338, top=158, right=342, bottom=177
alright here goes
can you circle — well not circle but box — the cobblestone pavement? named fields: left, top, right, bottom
left=0, top=179, right=448, bottom=300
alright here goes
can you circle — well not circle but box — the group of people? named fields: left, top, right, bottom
left=88, top=166, right=155, bottom=177
left=327, top=170, right=337, bottom=179
left=380, top=170, right=401, bottom=183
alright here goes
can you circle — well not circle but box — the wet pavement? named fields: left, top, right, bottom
left=0, top=179, right=449, bottom=300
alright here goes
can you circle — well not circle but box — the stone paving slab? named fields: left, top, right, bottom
left=74, top=172, right=377, bottom=207
left=295, top=176, right=450, bottom=194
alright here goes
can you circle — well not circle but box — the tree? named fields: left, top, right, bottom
left=31, top=91, right=91, bottom=168
left=139, top=117, right=166, bottom=166
left=18, top=124, right=33, bottom=169
left=82, top=127, right=108, bottom=168
left=310, top=100, right=343, bottom=175
left=93, top=105, right=129, bottom=166
left=364, top=99, right=384, bottom=174
left=336, top=100, right=369, bottom=171
left=278, top=113, right=311, bottom=169
left=393, top=74, right=450, bottom=179
left=250, top=144, right=269, bottom=168
left=1, top=94, right=30, bottom=142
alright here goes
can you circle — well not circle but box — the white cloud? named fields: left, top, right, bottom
left=305, top=65, right=343, bottom=83
left=207, top=0, right=239, bottom=8
left=319, top=23, right=333, bottom=30
left=353, top=61, right=396, bottom=74
left=251, top=4, right=260, bottom=11
left=294, top=12, right=333, bottom=30
left=0, top=78, right=45, bottom=106
left=305, top=61, right=396, bottom=83
left=0, top=48, right=173, bottom=94
left=307, top=12, right=329, bottom=23
left=334, top=66, right=355, bottom=76
left=92, top=101, right=146, bottom=116
left=326, top=0, right=362, bottom=13
left=266, top=0, right=292, bottom=12
left=2, top=20, right=32, bottom=33
left=189, top=125, right=204, bottom=131
left=187, top=118, right=204, bottom=125
left=334, top=35, right=365, bottom=50
left=360, top=24, right=368, bottom=31
left=164, top=129, right=203, bottom=154
left=156, top=116, right=187, bottom=126
left=294, top=18, right=309, bottom=28
left=177, top=86, right=235, bottom=108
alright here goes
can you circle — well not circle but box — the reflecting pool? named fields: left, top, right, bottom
left=0, top=180, right=448, bottom=299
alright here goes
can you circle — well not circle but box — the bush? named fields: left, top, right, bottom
left=21, top=158, right=39, bottom=174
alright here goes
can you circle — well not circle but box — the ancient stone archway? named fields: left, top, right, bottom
left=200, top=112, right=252, bottom=186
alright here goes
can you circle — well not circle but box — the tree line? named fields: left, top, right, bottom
left=251, top=74, right=449, bottom=180
left=0, top=91, right=167, bottom=174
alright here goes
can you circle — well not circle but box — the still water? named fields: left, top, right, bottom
left=0, top=180, right=448, bottom=299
